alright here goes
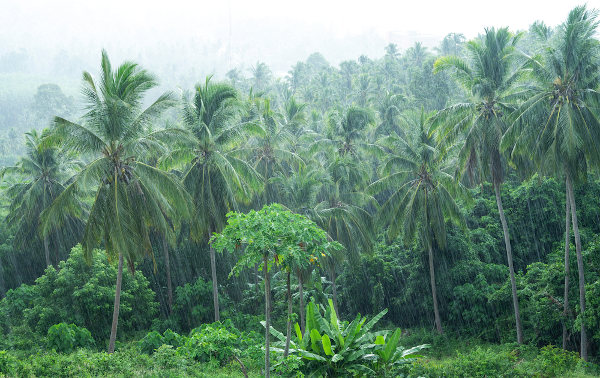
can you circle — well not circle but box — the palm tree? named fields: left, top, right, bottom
left=369, top=110, right=465, bottom=333
left=162, top=76, right=261, bottom=322
left=1, top=129, right=82, bottom=269
left=41, top=50, right=192, bottom=353
left=239, top=97, right=304, bottom=206
left=311, top=106, right=375, bottom=160
left=503, top=6, right=600, bottom=359
left=433, top=28, right=525, bottom=343
left=251, top=61, right=272, bottom=92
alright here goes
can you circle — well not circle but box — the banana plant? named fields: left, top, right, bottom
left=366, top=328, right=429, bottom=376
left=264, top=299, right=425, bottom=376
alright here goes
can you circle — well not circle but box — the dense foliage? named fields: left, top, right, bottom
left=1, top=5, right=600, bottom=376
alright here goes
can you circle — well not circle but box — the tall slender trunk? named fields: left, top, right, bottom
left=563, top=184, right=571, bottom=350
left=331, top=267, right=339, bottom=316
left=428, top=240, right=443, bottom=334
left=264, top=254, right=271, bottom=378
left=208, top=226, right=220, bottom=322
left=162, top=236, right=173, bottom=314
left=298, top=272, right=305, bottom=335
left=108, top=251, right=123, bottom=353
left=43, top=235, right=51, bottom=268
left=494, top=180, right=523, bottom=344
left=284, top=270, right=292, bottom=358
left=54, top=230, right=61, bottom=269
left=566, top=174, right=587, bottom=361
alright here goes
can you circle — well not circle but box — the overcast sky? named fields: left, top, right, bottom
left=0, top=0, right=595, bottom=82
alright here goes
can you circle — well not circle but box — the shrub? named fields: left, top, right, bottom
left=138, top=329, right=184, bottom=354
left=47, top=323, right=95, bottom=353
left=1, top=245, right=158, bottom=342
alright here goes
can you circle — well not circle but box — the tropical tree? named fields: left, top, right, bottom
left=503, top=6, right=600, bottom=359
left=240, top=97, right=304, bottom=206
left=1, top=129, right=82, bottom=268
left=369, top=110, right=465, bottom=333
left=311, top=106, right=375, bottom=160
left=41, top=50, right=192, bottom=353
left=433, top=27, right=525, bottom=343
left=161, top=76, right=261, bottom=322
left=212, top=203, right=342, bottom=378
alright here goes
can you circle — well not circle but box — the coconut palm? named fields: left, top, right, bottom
left=239, top=97, right=304, bottom=206
left=161, top=76, right=261, bottom=322
left=310, top=106, right=375, bottom=160
left=433, top=27, right=525, bottom=343
left=41, top=50, right=192, bottom=353
left=369, top=110, right=465, bottom=333
left=503, top=6, right=600, bottom=359
left=1, top=129, right=82, bottom=269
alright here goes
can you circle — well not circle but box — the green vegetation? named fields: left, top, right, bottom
left=2, top=5, right=600, bottom=377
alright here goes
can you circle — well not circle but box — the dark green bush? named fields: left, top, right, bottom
left=0, top=245, right=158, bottom=342
left=138, top=328, right=183, bottom=354
left=47, top=323, right=95, bottom=353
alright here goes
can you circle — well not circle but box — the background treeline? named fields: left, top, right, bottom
left=1, top=4, right=600, bottom=369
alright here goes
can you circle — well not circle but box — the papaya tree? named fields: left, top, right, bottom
left=211, top=203, right=342, bottom=377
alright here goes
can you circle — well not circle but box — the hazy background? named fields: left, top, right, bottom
left=0, top=0, right=587, bottom=93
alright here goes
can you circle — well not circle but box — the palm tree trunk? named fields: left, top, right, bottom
left=331, top=266, right=339, bottom=316
left=566, top=174, right=587, bottom=361
left=494, top=180, right=523, bottom=344
left=284, top=270, right=292, bottom=358
left=298, top=272, right=305, bottom=335
left=162, top=236, right=173, bottom=314
left=108, top=251, right=123, bottom=353
left=563, top=184, right=571, bottom=350
left=428, top=240, right=443, bottom=334
left=43, top=235, right=51, bottom=268
left=264, top=254, right=271, bottom=378
left=208, top=226, right=220, bottom=322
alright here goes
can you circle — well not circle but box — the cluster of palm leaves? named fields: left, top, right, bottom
left=1, top=6, right=598, bottom=363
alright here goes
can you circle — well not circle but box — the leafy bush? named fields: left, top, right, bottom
left=0, top=245, right=158, bottom=342
left=178, top=321, right=241, bottom=364
left=518, top=345, right=582, bottom=377
left=138, top=328, right=184, bottom=354
left=47, top=323, right=95, bottom=353
left=170, top=275, right=213, bottom=332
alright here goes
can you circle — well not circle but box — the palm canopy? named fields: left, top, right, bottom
left=310, top=106, right=377, bottom=158
left=41, top=50, right=192, bottom=268
left=1, top=129, right=82, bottom=262
left=433, top=27, right=524, bottom=185
left=238, top=97, right=305, bottom=206
left=503, top=6, right=600, bottom=176
left=369, top=110, right=465, bottom=246
left=161, top=76, right=262, bottom=236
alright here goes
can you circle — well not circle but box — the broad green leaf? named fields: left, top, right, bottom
left=322, top=334, right=333, bottom=356
left=310, top=329, right=321, bottom=353
left=294, top=323, right=302, bottom=341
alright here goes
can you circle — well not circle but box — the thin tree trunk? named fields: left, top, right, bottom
left=43, top=235, right=51, bottom=268
left=494, top=180, right=523, bottom=344
left=298, top=272, right=305, bottom=335
left=108, top=251, right=123, bottom=353
left=163, top=236, right=173, bottom=314
left=209, top=226, right=220, bottom=322
left=563, top=184, right=571, bottom=350
left=428, top=240, right=443, bottom=334
left=264, top=254, right=271, bottom=378
left=54, top=230, right=61, bottom=269
left=566, top=174, right=587, bottom=361
left=331, top=266, right=339, bottom=316
left=284, top=270, right=292, bottom=358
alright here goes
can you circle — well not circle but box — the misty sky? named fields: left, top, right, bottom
left=0, top=0, right=594, bottom=84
